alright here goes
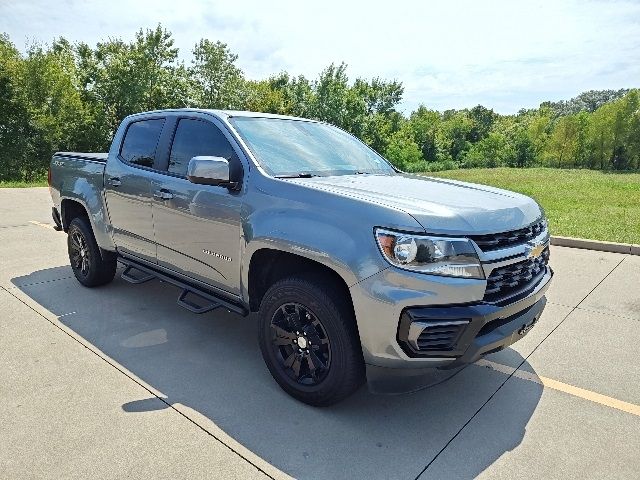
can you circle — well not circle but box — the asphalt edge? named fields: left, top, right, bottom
left=551, top=236, right=640, bottom=256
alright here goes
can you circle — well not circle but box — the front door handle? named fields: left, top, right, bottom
left=153, top=189, right=174, bottom=200
left=109, top=177, right=122, bottom=187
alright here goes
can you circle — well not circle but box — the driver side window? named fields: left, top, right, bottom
left=169, top=119, right=239, bottom=178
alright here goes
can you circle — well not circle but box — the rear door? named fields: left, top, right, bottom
left=104, top=117, right=166, bottom=263
left=150, top=115, right=246, bottom=295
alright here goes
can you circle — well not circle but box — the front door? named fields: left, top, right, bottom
left=104, top=117, right=166, bottom=263
left=150, top=116, right=245, bottom=295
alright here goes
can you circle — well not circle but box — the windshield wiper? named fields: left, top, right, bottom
left=275, top=173, right=318, bottom=179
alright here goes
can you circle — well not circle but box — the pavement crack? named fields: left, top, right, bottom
left=412, top=367, right=518, bottom=479
left=574, top=305, right=639, bottom=322
left=2, top=288, right=276, bottom=480
left=9, top=275, right=75, bottom=288
left=522, top=255, right=627, bottom=365
left=0, top=223, right=31, bottom=229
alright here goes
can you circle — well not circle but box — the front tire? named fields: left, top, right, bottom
left=258, top=273, right=365, bottom=406
left=67, top=217, right=116, bottom=287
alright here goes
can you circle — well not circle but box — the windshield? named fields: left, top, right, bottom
left=229, top=117, right=396, bottom=177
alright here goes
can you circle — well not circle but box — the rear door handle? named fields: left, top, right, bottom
left=109, top=177, right=122, bottom=187
left=153, top=189, right=174, bottom=200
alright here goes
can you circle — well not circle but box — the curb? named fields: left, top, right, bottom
left=550, top=236, right=640, bottom=256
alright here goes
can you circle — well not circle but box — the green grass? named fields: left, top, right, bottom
left=0, top=179, right=48, bottom=188
left=427, top=168, right=640, bottom=245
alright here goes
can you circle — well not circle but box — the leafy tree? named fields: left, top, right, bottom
left=0, top=35, right=35, bottom=181
left=609, top=90, right=640, bottom=170
left=526, top=109, right=552, bottom=160
left=435, top=112, right=473, bottom=161
left=83, top=25, right=190, bottom=135
left=408, top=106, right=440, bottom=161
left=18, top=38, right=97, bottom=179
left=242, top=79, right=287, bottom=113
left=545, top=115, right=578, bottom=167
left=588, top=102, right=615, bottom=169
left=464, top=132, right=512, bottom=168
left=498, top=114, right=537, bottom=167
left=311, top=63, right=350, bottom=127
left=191, top=39, right=244, bottom=109
left=352, top=77, right=404, bottom=115
left=542, top=89, right=630, bottom=117
left=468, top=105, right=497, bottom=142
left=359, top=111, right=403, bottom=155
left=385, top=126, right=426, bottom=172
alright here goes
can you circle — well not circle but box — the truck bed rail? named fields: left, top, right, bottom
left=53, top=152, right=108, bottom=163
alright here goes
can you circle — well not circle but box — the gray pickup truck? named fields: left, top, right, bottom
left=48, top=109, right=552, bottom=406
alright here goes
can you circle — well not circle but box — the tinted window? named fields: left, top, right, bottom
left=120, top=119, right=165, bottom=167
left=169, top=119, right=237, bottom=177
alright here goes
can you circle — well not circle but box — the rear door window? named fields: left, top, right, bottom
left=120, top=119, right=165, bottom=168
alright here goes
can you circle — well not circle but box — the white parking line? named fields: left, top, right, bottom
left=476, top=359, right=640, bottom=417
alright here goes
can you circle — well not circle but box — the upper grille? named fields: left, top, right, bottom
left=484, top=248, right=550, bottom=304
left=470, top=219, right=546, bottom=252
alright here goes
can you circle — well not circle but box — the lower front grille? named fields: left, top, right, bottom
left=413, top=321, right=468, bottom=352
left=484, top=248, right=550, bottom=303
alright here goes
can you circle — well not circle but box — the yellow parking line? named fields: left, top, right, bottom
left=476, top=359, right=640, bottom=417
left=29, top=220, right=55, bottom=230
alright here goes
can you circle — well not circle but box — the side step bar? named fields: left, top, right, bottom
left=121, top=265, right=155, bottom=284
left=118, top=258, right=248, bottom=316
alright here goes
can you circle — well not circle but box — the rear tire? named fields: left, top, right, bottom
left=67, top=217, right=116, bottom=287
left=258, top=273, right=365, bottom=406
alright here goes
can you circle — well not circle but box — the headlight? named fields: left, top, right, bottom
left=375, top=228, right=484, bottom=279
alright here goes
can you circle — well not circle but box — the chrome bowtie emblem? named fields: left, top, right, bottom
left=526, top=242, right=545, bottom=259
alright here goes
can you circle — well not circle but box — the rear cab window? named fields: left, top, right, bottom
left=120, top=119, right=165, bottom=168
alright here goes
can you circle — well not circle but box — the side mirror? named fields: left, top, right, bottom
left=186, top=156, right=237, bottom=188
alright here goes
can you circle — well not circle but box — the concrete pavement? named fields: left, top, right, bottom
left=1, top=187, right=638, bottom=479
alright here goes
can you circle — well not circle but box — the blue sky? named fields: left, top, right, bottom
left=1, top=0, right=638, bottom=113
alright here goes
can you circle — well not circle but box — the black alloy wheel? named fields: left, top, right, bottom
left=67, top=217, right=117, bottom=287
left=270, top=302, right=331, bottom=386
left=258, top=274, right=365, bottom=406
left=69, top=228, right=91, bottom=278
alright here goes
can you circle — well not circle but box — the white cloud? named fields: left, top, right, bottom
left=1, top=0, right=638, bottom=113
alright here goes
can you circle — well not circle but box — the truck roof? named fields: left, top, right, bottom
left=126, top=108, right=319, bottom=123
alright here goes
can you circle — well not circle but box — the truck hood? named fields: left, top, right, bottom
left=288, top=174, right=542, bottom=235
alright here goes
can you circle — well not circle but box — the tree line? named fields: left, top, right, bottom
left=1, top=25, right=638, bottom=182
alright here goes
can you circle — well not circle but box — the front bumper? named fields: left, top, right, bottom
left=350, top=265, right=553, bottom=393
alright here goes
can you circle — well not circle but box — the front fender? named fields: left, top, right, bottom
left=241, top=215, right=389, bottom=304
left=241, top=205, right=415, bottom=308
left=239, top=175, right=426, bottom=303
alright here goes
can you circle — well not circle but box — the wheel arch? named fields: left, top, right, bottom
left=59, top=193, right=114, bottom=252
left=61, top=198, right=114, bottom=259
left=246, top=247, right=355, bottom=317
left=60, top=198, right=90, bottom=232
